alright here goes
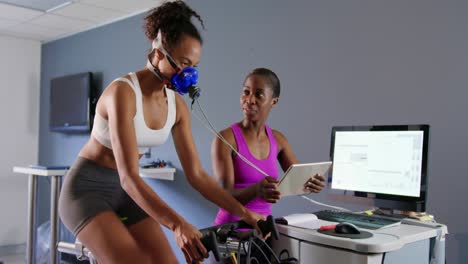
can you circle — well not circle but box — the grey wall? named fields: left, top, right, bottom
left=39, top=0, right=468, bottom=263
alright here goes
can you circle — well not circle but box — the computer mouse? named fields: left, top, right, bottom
left=335, top=222, right=361, bottom=234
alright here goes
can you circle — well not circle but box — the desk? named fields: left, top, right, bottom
left=13, top=166, right=175, bottom=264
left=13, top=167, right=66, bottom=264
left=272, top=220, right=447, bottom=264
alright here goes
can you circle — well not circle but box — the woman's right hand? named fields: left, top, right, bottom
left=241, top=209, right=267, bottom=237
left=256, top=176, right=281, bottom=203
left=173, top=219, right=207, bottom=263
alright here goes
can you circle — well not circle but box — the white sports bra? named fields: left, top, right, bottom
left=91, top=72, right=176, bottom=154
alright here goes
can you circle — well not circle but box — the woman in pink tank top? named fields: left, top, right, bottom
left=212, top=68, right=327, bottom=226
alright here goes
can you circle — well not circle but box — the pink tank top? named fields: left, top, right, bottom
left=214, top=123, right=279, bottom=225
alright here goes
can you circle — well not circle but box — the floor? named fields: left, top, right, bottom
left=0, top=253, right=82, bottom=264
left=0, top=254, right=24, bottom=264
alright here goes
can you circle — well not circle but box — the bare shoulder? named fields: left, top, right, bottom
left=173, top=92, right=187, bottom=108
left=271, top=129, right=288, bottom=142
left=101, top=77, right=135, bottom=100
left=173, top=92, right=189, bottom=122
left=271, top=129, right=290, bottom=151
left=219, top=127, right=235, bottom=143
left=212, top=126, right=236, bottom=149
left=98, top=78, right=136, bottom=118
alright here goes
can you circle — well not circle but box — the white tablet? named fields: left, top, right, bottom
left=278, top=161, right=332, bottom=196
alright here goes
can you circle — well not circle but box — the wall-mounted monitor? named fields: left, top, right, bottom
left=49, top=72, right=96, bottom=133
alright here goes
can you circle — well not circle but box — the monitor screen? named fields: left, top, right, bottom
left=330, top=125, right=430, bottom=212
left=49, top=72, right=94, bottom=132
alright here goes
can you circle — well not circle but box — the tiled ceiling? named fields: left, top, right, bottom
left=0, top=0, right=163, bottom=43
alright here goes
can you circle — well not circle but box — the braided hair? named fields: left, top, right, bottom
left=144, top=0, right=204, bottom=52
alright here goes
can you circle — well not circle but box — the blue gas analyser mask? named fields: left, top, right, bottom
left=165, top=52, right=199, bottom=96
left=146, top=31, right=201, bottom=99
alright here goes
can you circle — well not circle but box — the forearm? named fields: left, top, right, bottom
left=190, top=171, right=247, bottom=217
left=229, top=184, right=259, bottom=205
left=122, top=176, right=183, bottom=231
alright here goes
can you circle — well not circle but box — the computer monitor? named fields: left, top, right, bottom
left=329, top=125, right=430, bottom=212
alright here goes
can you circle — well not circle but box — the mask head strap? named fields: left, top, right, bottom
left=147, top=30, right=200, bottom=99
left=147, top=30, right=174, bottom=87
left=152, top=31, right=180, bottom=72
left=146, top=58, right=166, bottom=83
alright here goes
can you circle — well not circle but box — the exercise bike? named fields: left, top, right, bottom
left=58, top=215, right=296, bottom=263
left=199, top=215, right=297, bottom=264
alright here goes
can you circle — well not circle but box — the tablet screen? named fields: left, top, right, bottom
left=278, top=162, right=332, bottom=196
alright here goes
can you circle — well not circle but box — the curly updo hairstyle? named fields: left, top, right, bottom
left=144, top=0, right=205, bottom=52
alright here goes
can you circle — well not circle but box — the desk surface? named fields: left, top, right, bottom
left=277, top=222, right=440, bottom=253
left=13, top=166, right=68, bottom=176
left=13, top=166, right=176, bottom=180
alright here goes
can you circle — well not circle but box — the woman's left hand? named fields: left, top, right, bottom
left=304, top=174, right=326, bottom=193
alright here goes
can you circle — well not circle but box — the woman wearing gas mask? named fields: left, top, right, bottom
left=58, top=1, right=264, bottom=263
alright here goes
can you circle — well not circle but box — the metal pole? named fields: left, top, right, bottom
left=50, top=176, right=61, bottom=264
left=57, top=242, right=92, bottom=258
left=49, top=175, right=60, bottom=264
left=27, top=175, right=37, bottom=264
left=58, top=241, right=97, bottom=263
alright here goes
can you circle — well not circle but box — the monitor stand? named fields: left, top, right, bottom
left=372, top=208, right=434, bottom=221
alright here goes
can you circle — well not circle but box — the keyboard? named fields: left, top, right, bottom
left=314, top=210, right=401, bottom=229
